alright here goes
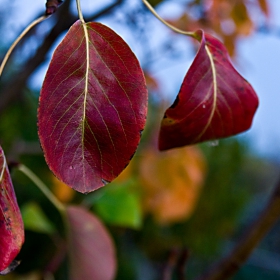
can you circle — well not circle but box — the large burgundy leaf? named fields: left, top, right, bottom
left=0, top=146, right=24, bottom=272
left=38, top=20, right=148, bottom=193
left=159, top=30, right=258, bottom=150
left=66, top=206, right=116, bottom=280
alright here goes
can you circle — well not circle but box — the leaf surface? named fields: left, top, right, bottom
left=0, top=147, right=24, bottom=272
left=93, top=181, right=142, bottom=229
left=159, top=30, right=258, bottom=150
left=66, top=206, right=116, bottom=280
left=38, top=20, right=148, bottom=193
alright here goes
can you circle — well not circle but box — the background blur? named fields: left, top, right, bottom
left=0, top=0, right=280, bottom=279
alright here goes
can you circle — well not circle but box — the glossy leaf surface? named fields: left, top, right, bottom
left=0, top=147, right=24, bottom=272
left=66, top=206, right=116, bottom=280
left=159, top=30, right=258, bottom=150
left=38, top=20, right=148, bottom=193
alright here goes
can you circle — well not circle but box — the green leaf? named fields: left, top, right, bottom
left=93, top=182, right=142, bottom=229
left=21, top=202, right=56, bottom=234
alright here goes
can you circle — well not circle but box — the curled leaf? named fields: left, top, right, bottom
left=0, top=146, right=24, bottom=272
left=159, top=30, right=258, bottom=150
left=38, top=21, right=148, bottom=193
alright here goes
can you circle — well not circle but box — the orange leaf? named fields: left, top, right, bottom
left=231, top=2, right=253, bottom=36
left=51, top=175, right=75, bottom=203
left=144, top=72, right=160, bottom=92
left=258, top=0, right=270, bottom=17
left=139, top=146, right=206, bottom=225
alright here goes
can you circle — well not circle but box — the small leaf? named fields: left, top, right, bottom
left=93, top=182, right=142, bottom=229
left=38, top=20, right=148, bottom=193
left=159, top=30, right=258, bottom=150
left=66, top=206, right=116, bottom=280
left=21, top=202, right=56, bottom=234
left=0, top=146, right=24, bottom=272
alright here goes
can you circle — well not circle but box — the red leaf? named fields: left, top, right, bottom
left=66, top=206, right=116, bottom=280
left=159, top=30, right=258, bottom=150
left=0, top=147, right=24, bottom=272
left=38, top=21, right=148, bottom=193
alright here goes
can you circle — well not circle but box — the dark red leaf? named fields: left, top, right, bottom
left=0, top=146, right=24, bottom=272
left=38, top=20, right=148, bottom=193
left=159, top=30, right=258, bottom=150
left=66, top=206, right=116, bottom=280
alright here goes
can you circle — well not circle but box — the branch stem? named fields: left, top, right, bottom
left=195, top=174, right=280, bottom=280
left=18, top=164, right=65, bottom=213
left=142, top=0, right=195, bottom=38
left=0, top=15, right=49, bottom=77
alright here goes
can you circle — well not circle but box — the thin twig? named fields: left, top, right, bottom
left=18, top=164, right=65, bottom=213
left=142, top=0, right=195, bottom=38
left=176, top=248, right=189, bottom=280
left=0, top=0, right=124, bottom=116
left=161, top=248, right=179, bottom=280
left=0, top=15, right=50, bottom=77
left=195, top=174, right=280, bottom=280
left=44, top=237, right=67, bottom=275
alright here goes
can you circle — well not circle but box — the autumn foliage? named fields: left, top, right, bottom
left=0, top=148, right=24, bottom=273
left=38, top=21, right=148, bottom=193
left=139, top=146, right=206, bottom=224
left=0, top=0, right=272, bottom=278
left=159, top=30, right=258, bottom=150
left=167, top=0, right=270, bottom=56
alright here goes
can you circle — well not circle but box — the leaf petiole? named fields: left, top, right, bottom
left=142, top=0, right=196, bottom=38
left=0, top=15, right=50, bottom=78
left=18, top=164, right=65, bottom=214
left=76, top=0, right=85, bottom=24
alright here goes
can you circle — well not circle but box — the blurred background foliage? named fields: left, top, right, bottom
left=1, top=0, right=280, bottom=279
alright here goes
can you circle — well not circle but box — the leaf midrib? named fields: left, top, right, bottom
left=81, top=22, right=90, bottom=185
left=196, top=45, right=218, bottom=140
